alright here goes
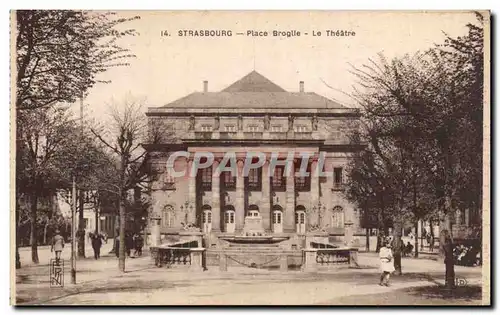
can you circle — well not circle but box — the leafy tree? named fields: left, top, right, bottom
left=15, top=10, right=139, bottom=110
left=345, top=14, right=485, bottom=286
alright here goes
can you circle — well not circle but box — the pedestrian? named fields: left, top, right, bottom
left=379, top=237, right=395, bottom=286
left=134, top=234, right=144, bottom=257
left=91, top=233, right=103, bottom=259
left=114, top=235, right=120, bottom=258
left=125, top=232, right=133, bottom=257
left=51, top=229, right=64, bottom=264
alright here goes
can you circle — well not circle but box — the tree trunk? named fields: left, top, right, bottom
left=414, top=221, right=419, bottom=258
left=429, top=220, right=435, bottom=252
left=78, top=190, right=85, bottom=258
left=365, top=228, right=370, bottom=252
left=441, top=209, right=455, bottom=289
left=375, top=227, right=383, bottom=253
left=30, top=192, right=39, bottom=264
left=392, top=220, right=403, bottom=275
left=95, top=207, right=99, bottom=234
left=43, top=221, right=48, bottom=245
left=118, top=190, right=126, bottom=273
left=16, top=204, right=21, bottom=269
left=420, top=220, right=425, bottom=251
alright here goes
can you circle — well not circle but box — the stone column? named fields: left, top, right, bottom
left=284, top=161, right=295, bottom=232
left=309, top=159, right=319, bottom=228
left=187, top=159, right=196, bottom=224
left=212, top=160, right=221, bottom=232
left=261, top=159, right=271, bottom=231
left=235, top=159, right=245, bottom=232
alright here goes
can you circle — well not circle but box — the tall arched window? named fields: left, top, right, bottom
left=202, top=204, right=212, bottom=233
left=272, top=205, right=283, bottom=233
left=224, top=205, right=235, bottom=233
left=295, top=205, right=306, bottom=234
left=161, top=205, right=174, bottom=228
left=331, top=206, right=344, bottom=228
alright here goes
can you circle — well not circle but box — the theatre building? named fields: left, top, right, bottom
left=145, top=71, right=363, bottom=268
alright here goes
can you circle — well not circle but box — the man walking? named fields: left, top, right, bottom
left=51, top=229, right=64, bottom=264
left=91, top=233, right=103, bottom=259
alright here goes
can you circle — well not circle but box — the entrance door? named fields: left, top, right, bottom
left=295, top=211, right=306, bottom=234
left=202, top=210, right=212, bottom=233
left=224, top=210, right=235, bottom=233
left=273, top=211, right=283, bottom=233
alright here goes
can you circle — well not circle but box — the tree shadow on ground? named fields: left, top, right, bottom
left=407, top=285, right=482, bottom=301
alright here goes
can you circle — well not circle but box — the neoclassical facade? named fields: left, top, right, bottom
left=145, top=71, right=363, bottom=248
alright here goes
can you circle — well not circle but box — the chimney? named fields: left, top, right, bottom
left=203, top=80, right=208, bottom=92
left=299, top=81, right=304, bottom=92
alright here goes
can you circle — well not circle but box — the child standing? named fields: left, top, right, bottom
left=51, top=229, right=64, bottom=264
left=379, top=238, right=395, bottom=286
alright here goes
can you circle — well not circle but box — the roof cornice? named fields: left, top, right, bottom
left=146, top=107, right=361, bottom=117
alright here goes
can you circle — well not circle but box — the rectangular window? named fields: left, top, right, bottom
left=271, top=166, right=286, bottom=191
left=163, top=172, right=176, bottom=190
left=223, top=171, right=236, bottom=190
left=294, top=124, right=308, bottom=133
left=247, top=124, right=260, bottom=132
left=201, top=167, right=212, bottom=191
left=460, top=209, right=466, bottom=225
left=295, top=162, right=311, bottom=191
left=334, top=167, right=343, bottom=184
left=271, top=125, right=283, bottom=132
left=224, top=124, right=236, bottom=132
left=247, top=168, right=262, bottom=191
left=201, top=124, right=213, bottom=132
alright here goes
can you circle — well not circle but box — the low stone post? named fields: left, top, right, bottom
left=344, top=221, right=354, bottom=247
left=190, top=248, right=205, bottom=271
left=302, top=248, right=318, bottom=272
left=219, top=254, right=228, bottom=271
left=150, top=216, right=161, bottom=247
left=349, top=249, right=359, bottom=268
left=280, top=254, right=288, bottom=271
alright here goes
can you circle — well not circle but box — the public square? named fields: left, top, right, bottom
left=15, top=244, right=483, bottom=306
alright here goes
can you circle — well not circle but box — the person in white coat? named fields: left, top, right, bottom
left=379, top=238, right=395, bottom=286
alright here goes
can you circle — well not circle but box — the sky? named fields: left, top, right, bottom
left=79, top=11, right=478, bottom=120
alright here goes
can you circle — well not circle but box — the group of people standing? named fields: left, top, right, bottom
left=114, top=232, right=144, bottom=258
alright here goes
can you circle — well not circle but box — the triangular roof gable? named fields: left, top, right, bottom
left=221, top=70, right=287, bottom=92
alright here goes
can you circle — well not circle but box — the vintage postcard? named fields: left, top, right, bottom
left=11, top=10, right=490, bottom=306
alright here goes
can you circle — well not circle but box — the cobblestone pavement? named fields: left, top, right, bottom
left=14, top=251, right=483, bottom=305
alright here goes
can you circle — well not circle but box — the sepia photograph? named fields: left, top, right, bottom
left=10, top=10, right=490, bottom=306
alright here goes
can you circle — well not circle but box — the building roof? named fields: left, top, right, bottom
left=160, top=71, right=346, bottom=109
left=221, top=70, right=286, bottom=92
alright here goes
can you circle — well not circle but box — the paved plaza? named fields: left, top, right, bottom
left=14, top=244, right=483, bottom=306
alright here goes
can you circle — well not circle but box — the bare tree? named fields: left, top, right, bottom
left=91, top=98, right=170, bottom=272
